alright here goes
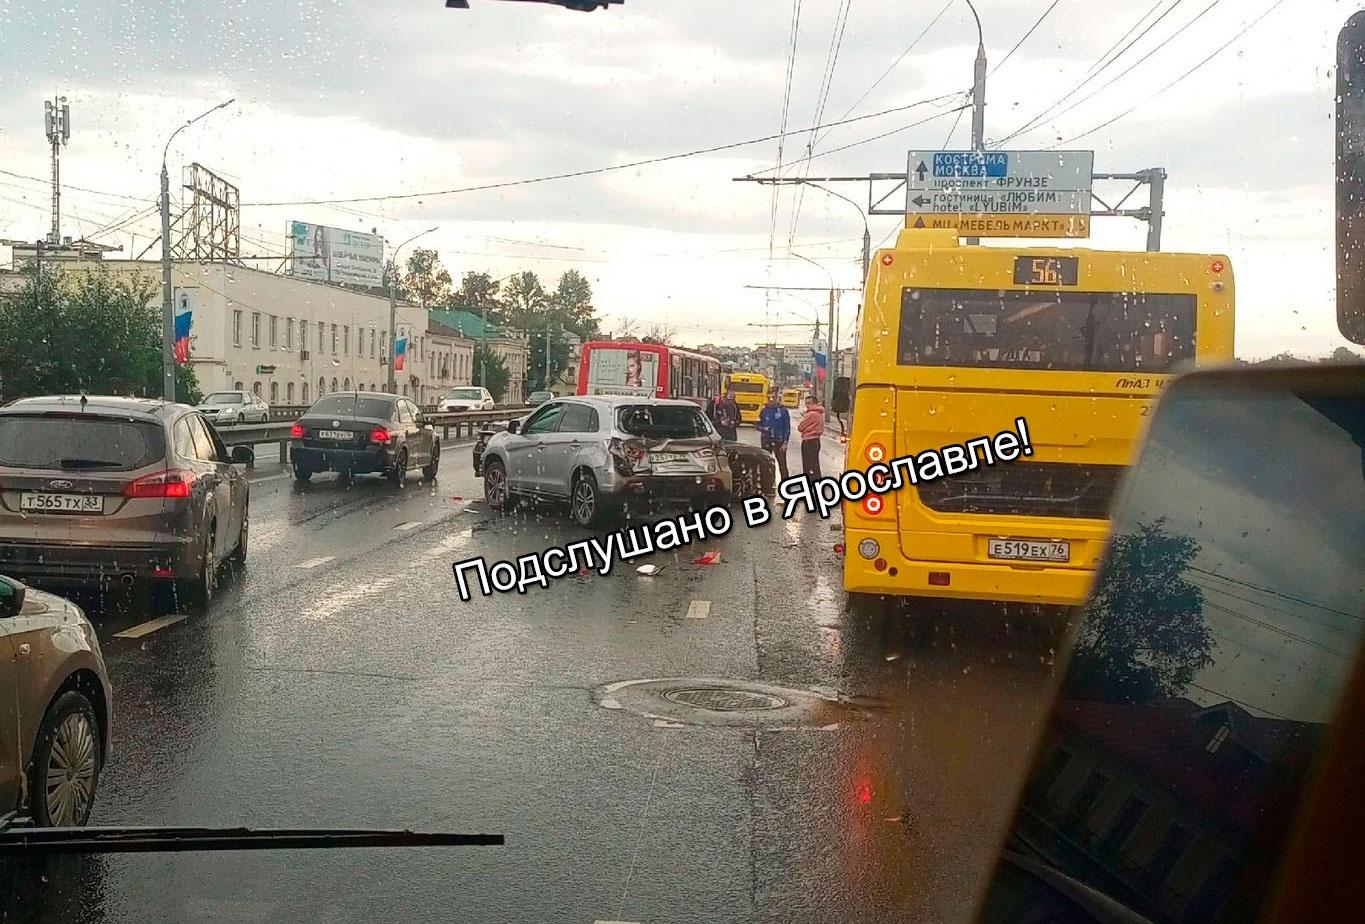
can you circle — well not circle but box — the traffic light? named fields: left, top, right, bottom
left=1337, top=11, right=1365, bottom=345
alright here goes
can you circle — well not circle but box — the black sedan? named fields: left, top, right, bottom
left=290, top=392, right=440, bottom=485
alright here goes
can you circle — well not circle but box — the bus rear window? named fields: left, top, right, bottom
left=728, top=381, right=767, bottom=394
left=898, top=288, right=1197, bottom=373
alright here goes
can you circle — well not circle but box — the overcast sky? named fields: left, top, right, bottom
left=0, top=0, right=1355, bottom=356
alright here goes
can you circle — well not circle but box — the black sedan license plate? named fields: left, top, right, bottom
left=987, top=538, right=1070, bottom=563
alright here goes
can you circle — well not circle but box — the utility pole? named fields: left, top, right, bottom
left=160, top=98, right=234, bottom=402
left=388, top=226, right=438, bottom=393
left=965, top=0, right=987, bottom=246
left=544, top=320, right=553, bottom=390
left=43, top=96, right=70, bottom=246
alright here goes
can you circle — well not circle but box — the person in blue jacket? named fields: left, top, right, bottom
left=757, top=388, right=791, bottom=481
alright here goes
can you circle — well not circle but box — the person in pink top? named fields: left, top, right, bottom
left=797, top=394, right=825, bottom=479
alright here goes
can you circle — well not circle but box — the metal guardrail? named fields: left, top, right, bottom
left=215, top=407, right=535, bottom=468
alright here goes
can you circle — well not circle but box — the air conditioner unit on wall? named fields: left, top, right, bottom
left=300, top=349, right=310, bottom=360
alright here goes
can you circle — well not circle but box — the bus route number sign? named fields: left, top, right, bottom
left=1013, top=256, right=1079, bottom=286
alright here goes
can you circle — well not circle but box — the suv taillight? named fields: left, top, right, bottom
left=370, top=427, right=392, bottom=444
left=125, top=469, right=197, bottom=499
left=607, top=437, right=647, bottom=476
left=290, top=423, right=304, bottom=439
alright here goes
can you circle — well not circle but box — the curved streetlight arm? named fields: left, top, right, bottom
left=806, top=182, right=871, bottom=280
left=791, top=252, right=835, bottom=289
left=163, top=99, right=235, bottom=166
left=961, top=0, right=984, bottom=53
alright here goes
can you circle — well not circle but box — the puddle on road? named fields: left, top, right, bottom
left=594, top=677, right=877, bottom=729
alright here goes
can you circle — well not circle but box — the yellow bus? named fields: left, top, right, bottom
left=843, top=229, right=1235, bottom=607
left=781, top=387, right=802, bottom=409
left=726, top=372, right=770, bottom=424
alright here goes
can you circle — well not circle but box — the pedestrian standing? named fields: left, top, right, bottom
left=713, top=387, right=740, bottom=441
left=757, top=389, right=791, bottom=482
left=798, top=394, right=825, bottom=480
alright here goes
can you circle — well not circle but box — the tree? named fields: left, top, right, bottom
left=471, top=344, right=510, bottom=403
left=549, top=269, right=598, bottom=337
left=0, top=265, right=201, bottom=404
left=1328, top=345, right=1364, bottom=364
left=1067, top=519, right=1214, bottom=705
left=402, top=248, right=452, bottom=308
left=502, top=271, right=549, bottom=332
left=453, top=271, right=504, bottom=314
left=643, top=322, right=677, bottom=345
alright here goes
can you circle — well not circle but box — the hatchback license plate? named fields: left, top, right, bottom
left=20, top=492, right=104, bottom=514
left=318, top=430, right=351, bottom=440
left=988, top=538, right=1070, bottom=563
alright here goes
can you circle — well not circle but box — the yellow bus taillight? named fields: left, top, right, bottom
left=865, top=442, right=886, bottom=463
left=862, top=495, right=884, bottom=516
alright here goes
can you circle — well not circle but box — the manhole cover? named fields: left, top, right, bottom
left=663, top=688, right=787, bottom=712
left=595, top=677, right=867, bottom=728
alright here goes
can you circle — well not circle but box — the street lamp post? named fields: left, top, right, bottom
left=962, top=0, right=987, bottom=245
left=793, top=253, right=838, bottom=411
left=387, top=226, right=439, bottom=393
left=160, top=98, right=234, bottom=402
left=806, top=183, right=870, bottom=283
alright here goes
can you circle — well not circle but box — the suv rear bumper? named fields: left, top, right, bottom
left=842, top=527, right=1094, bottom=606
left=0, top=537, right=201, bottom=586
left=609, top=472, right=732, bottom=510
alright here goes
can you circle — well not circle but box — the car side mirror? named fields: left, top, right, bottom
left=0, top=575, right=26, bottom=619
left=831, top=377, right=852, bottom=414
left=230, top=445, right=254, bottom=465
left=507, top=419, right=521, bottom=434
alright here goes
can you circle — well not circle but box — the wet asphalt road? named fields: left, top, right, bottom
left=3, top=432, right=1070, bottom=924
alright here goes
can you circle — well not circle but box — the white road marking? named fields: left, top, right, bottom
left=685, top=599, right=711, bottom=619
left=296, top=555, right=335, bottom=569
left=246, top=472, right=291, bottom=485
left=113, top=614, right=188, bottom=639
left=393, top=521, right=422, bottom=531
left=651, top=719, right=685, bottom=729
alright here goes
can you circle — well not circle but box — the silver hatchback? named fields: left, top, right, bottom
left=480, top=396, right=731, bottom=526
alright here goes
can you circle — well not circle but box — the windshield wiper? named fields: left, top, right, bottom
left=0, top=824, right=503, bottom=855
left=58, top=458, right=124, bottom=469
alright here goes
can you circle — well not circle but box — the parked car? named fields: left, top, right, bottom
left=438, top=387, right=495, bottom=412
left=0, top=396, right=252, bottom=605
left=290, top=392, right=440, bottom=485
left=0, top=574, right=112, bottom=827
left=198, top=390, right=269, bottom=425
left=527, top=390, right=555, bottom=406
left=479, top=396, right=731, bottom=527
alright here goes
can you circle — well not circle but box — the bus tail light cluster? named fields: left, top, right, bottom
left=861, top=495, right=885, bottom=517
left=864, top=442, right=887, bottom=464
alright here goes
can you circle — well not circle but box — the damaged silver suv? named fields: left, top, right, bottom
left=479, top=396, right=732, bottom=527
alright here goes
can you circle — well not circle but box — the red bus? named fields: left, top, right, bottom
left=577, top=341, right=722, bottom=405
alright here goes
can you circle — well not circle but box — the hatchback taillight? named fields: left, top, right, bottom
left=290, top=423, right=304, bottom=439
left=125, top=469, right=197, bottom=499
left=370, top=427, right=392, bottom=444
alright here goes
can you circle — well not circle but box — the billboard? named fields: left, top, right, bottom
left=287, top=221, right=385, bottom=287
left=584, top=346, right=658, bottom=396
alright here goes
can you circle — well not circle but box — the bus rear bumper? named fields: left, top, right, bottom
left=842, top=529, right=1095, bottom=606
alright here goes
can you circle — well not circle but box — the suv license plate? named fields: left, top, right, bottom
left=318, top=430, right=351, bottom=440
left=651, top=452, right=688, bottom=463
left=20, top=492, right=104, bottom=514
left=988, top=538, right=1070, bottom=563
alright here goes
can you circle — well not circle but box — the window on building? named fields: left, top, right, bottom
left=331, top=377, right=338, bottom=392
left=286, top=382, right=295, bottom=403
left=343, top=325, right=349, bottom=355
left=284, top=317, right=293, bottom=350
left=331, top=324, right=338, bottom=354
left=317, top=321, right=324, bottom=353
left=252, top=381, right=262, bottom=397
left=301, top=383, right=309, bottom=403
left=269, top=316, right=278, bottom=349
left=318, top=376, right=326, bottom=396
left=251, top=312, right=261, bottom=348
left=232, top=310, right=242, bottom=347
left=370, top=328, right=376, bottom=358
left=269, top=382, right=279, bottom=403
left=233, top=380, right=243, bottom=390
left=302, top=319, right=309, bottom=352
left=343, top=377, right=350, bottom=390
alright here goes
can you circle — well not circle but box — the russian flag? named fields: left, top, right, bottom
left=394, top=337, right=407, bottom=372
left=173, top=309, right=192, bottom=365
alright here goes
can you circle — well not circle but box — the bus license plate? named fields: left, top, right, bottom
left=988, top=538, right=1069, bottom=563
left=20, top=492, right=104, bottom=514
